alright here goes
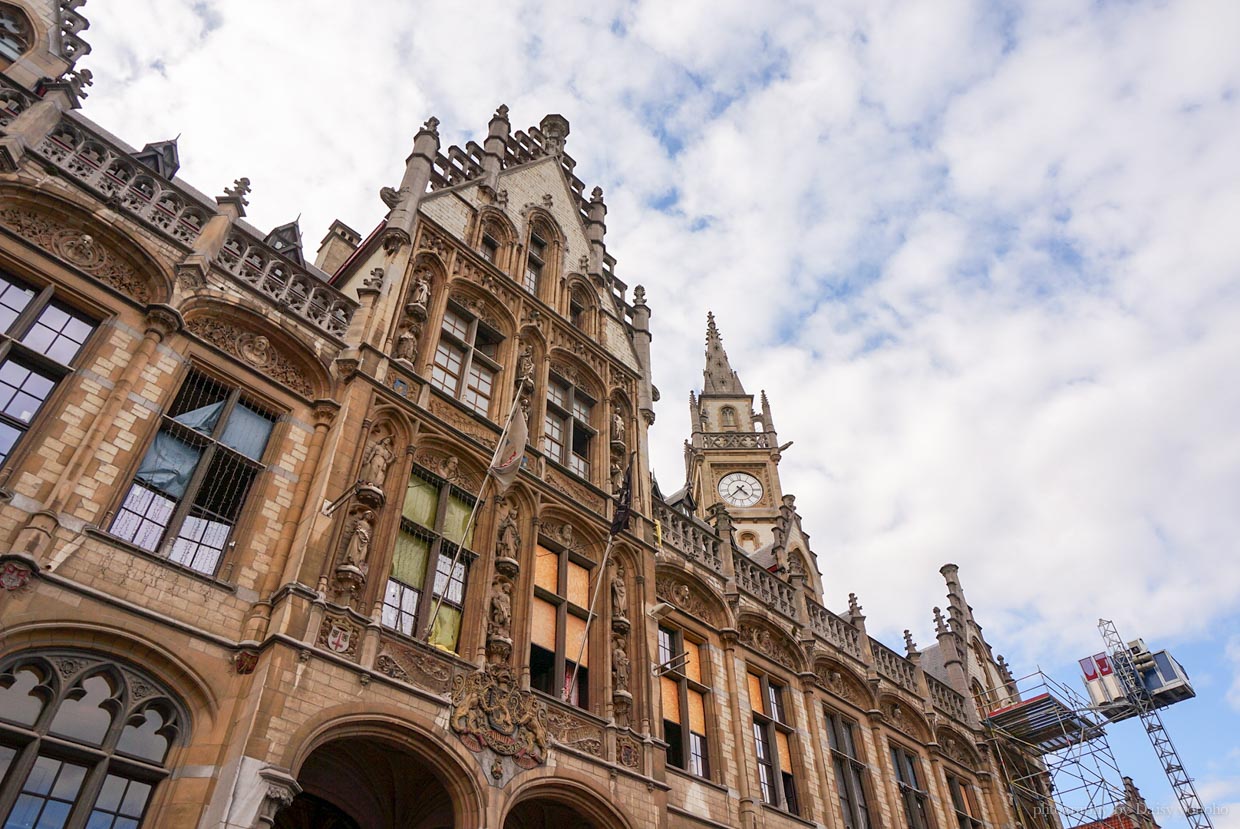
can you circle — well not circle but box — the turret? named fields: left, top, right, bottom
left=481, top=104, right=510, bottom=193
left=382, top=117, right=441, bottom=251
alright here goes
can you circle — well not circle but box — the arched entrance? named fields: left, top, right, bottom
left=504, top=799, right=602, bottom=828
left=503, top=783, right=630, bottom=829
left=274, top=735, right=455, bottom=829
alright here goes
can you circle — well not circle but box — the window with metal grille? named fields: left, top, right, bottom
left=748, top=670, right=798, bottom=815
left=0, top=270, right=97, bottom=468
left=948, top=774, right=983, bottom=829
left=523, top=233, right=545, bottom=295
left=529, top=539, right=592, bottom=709
left=0, top=651, right=186, bottom=829
left=892, top=744, right=933, bottom=829
left=430, top=305, right=501, bottom=417
left=658, top=626, right=711, bottom=779
left=110, top=370, right=275, bottom=576
left=543, top=375, right=593, bottom=479
left=825, top=706, right=873, bottom=829
left=382, top=466, right=475, bottom=652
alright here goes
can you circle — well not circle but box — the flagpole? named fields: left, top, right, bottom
left=564, top=532, right=617, bottom=704
left=424, top=389, right=525, bottom=646
left=564, top=452, right=634, bottom=704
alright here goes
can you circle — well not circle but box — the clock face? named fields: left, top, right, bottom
left=718, top=472, right=764, bottom=507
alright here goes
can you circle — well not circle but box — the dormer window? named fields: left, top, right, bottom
left=524, top=234, right=545, bottom=295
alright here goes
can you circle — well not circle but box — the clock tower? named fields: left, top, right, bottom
left=683, top=313, right=803, bottom=574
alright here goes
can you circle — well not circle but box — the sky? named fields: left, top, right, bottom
left=74, top=0, right=1240, bottom=824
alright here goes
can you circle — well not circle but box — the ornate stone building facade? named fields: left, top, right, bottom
left=0, top=4, right=1048, bottom=828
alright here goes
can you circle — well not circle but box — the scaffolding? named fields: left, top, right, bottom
left=980, top=669, right=1128, bottom=829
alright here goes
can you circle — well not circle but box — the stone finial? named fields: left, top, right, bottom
left=494, top=104, right=509, bottom=121
left=997, top=654, right=1014, bottom=682
left=848, top=592, right=863, bottom=617
left=633, top=285, right=647, bottom=306
left=591, top=186, right=604, bottom=203
left=421, top=116, right=440, bottom=134
left=933, top=607, right=949, bottom=635
left=539, top=114, right=570, bottom=155
left=903, top=629, right=919, bottom=657
left=223, top=177, right=251, bottom=203
left=362, top=267, right=384, bottom=291
left=66, top=67, right=93, bottom=100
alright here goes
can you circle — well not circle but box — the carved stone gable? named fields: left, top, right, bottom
left=815, top=661, right=871, bottom=709
left=185, top=316, right=314, bottom=396
left=655, top=573, right=719, bottom=626
left=738, top=620, right=801, bottom=671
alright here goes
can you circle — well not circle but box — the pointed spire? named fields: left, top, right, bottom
left=759, top=389, right=775, bottom=432
left=703, top=312, right=746, bottom=394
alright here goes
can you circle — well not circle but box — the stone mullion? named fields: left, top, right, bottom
left=801, top=679, right=834, bottom=827
left=721, top=631, right=759, bottom=829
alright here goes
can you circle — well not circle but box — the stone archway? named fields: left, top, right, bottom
left=504, top=799, right=602, bottom=829
left=274, top=735, right=455, bottom=829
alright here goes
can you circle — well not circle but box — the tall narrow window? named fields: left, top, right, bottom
left=529, top=540, right=592, bottom=709
left=825, top=707, right=873, bottom=829
left=111, top=369, right=274, bottom=575
left=892, top=745, right=932, bottom=829
left=748, top=671, right=798, bottom=814
left=658, top=627, right=711, bottom=778
left=430, top=304, right=501, bottom=417
left=0, top=6, right=33, bottom=64
left=479, top=234, right=499, bottom=265
left=382, top=466, right=475, bottom=652
left=524, top=233, right=545, bottom=295
left=0, top=270, right=96, bottom=467
left=948, top=775, right=983, bottom=829
left=0, top=651, right=185, bottom=829
left=544, top=375, right=594, bottom=479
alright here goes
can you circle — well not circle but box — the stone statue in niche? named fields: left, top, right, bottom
left=610, top=459, right=624, bottom=495
left=611, top=409, right=624, bottom=445
left=343, top=509, right=376, bottom=568
left=394, top=320, right=420, bottom=362
left=611, top=564, right=627, bottom=619
left=496, top=502, right=521, bottom=560
left=360, top=435, right=395, bottom=486
left=516, top=345, right=535, bottom=386
left=488, top=577, right=512, bottom=637
left=611, top=634, right=630, bottom=692
left=409, top=273, right=431, bottom=313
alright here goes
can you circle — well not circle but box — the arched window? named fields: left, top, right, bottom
left=824, top=705, right=875, bottom=829
left=0, top=5, right=33, bottom=65
left=738, top=532, right=759, bottom=552
left=430, top=302, right=503, bottom=417
left=544, top=373, right=594, bottom=479
left=0, top=651, right=187, bottom=828
left=720, top=407, right=737, bottom=430
left=477, top=217, right=508, bottom=269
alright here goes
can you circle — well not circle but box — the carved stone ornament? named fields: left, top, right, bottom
left=816, top=663, right=869, bottom=709
left=374, top=639, right=453, bottom=693
left=428, top=397, right=499, bottom=450
left=233, top=649, right=259, bottom=675
left=938, top=730, right=981, bottom=770
left=616, top=734, right=641, bottom=770
left=417, top=227, right=451, bottom=259
left=359, top=429, right=397, bottom=488
left=413, top=449, right=481, bottom=490
left=545, top=707, right=604, bottom=758
left=738, top=621, right=800, bottom=671
left=316, top=614, right=361, bottom=660
left=450, top=665, right=549, bottom=768
left=882, top=699, right=930, bottom=742
left=185, top=317, right=313, bottom=396
left=654, top=575, right=717, bottom=626
left=0, top=558, right=35, bottom=594
left=0, top=207, right=150, bottom=301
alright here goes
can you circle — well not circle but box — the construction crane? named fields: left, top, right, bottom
left=1096, top=618, right=1212, bottom=829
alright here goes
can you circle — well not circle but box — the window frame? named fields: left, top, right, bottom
left=749, top=669, right=799, bottom=815
left=0, top=269, right=98, bottom=469
left=523, top=232, right=546, bottom=295
left=824, top=706, right=874, bottom=829
left=107, top=365, right=279, bottom=578
left=430, top=302, right=502, bottom=418
left=528, top=538, right=594, bottom=710
left=891, top=743, right=933, bottom=829
left=657, top=625, right=712, bottom=780
left=0, top=651, right=186, bottom=829
left=543, top=373, right=595, bottom=481
left=381, top=464, right=477, bottom=652
left=947, top=773, right=983, bottom=829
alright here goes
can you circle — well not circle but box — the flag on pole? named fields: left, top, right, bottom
left=489, top=403, right=527, bottom=495
left=609, top=454, right=634, bottom=536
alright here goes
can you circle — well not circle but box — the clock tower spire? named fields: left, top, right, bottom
left=685, top=313, right=794, bottom=569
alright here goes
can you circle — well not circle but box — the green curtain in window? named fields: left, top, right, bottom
left=428, top=605, right=462, bottom=651
left=390, top=532, right=429, bottom=586
left=403, top=476, right=438, bottom=526
left=443, top=494, right=474, bottom=546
